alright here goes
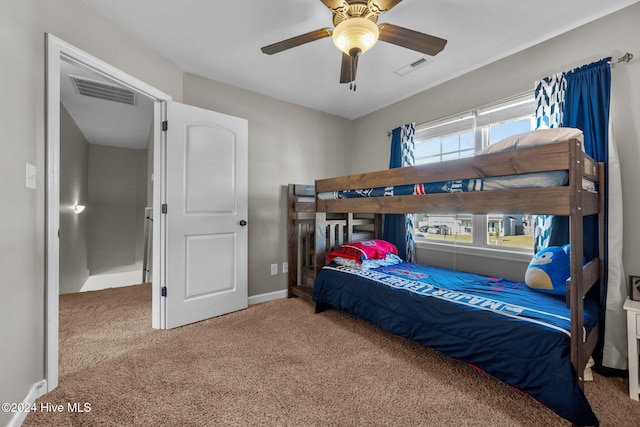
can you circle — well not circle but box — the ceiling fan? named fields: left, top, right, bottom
left=261, top=0, right=447, bottom=91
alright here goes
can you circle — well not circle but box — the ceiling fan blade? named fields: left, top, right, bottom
left=321, top=0, right=349, bottom=25
left=369, top=0, right=404, bottom=13
left=378, top=23, right=447, bottom=56
left=261, top=28, right=332, bottom=55
left=340, top=53, right=353, bottom=83
left=320, top=0, right=347, bottom=11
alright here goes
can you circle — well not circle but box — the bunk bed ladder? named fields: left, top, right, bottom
left=287, top=184, right=316, bottom=302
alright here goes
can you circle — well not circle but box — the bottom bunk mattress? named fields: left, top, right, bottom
left=312, top=262, right=600, bottom=426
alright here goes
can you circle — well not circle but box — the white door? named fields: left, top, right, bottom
left=162, top=101, right=248, bottom=329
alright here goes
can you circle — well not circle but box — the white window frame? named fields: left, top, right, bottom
left=413, top=93, right=536, bottom=261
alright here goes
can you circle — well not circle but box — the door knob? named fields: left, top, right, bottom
left=239, top=220, right=247, bottom=226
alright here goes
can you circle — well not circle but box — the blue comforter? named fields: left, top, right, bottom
left=316, top=171, right=569, bottom=200
left=313, top=262, right=600, bottom=426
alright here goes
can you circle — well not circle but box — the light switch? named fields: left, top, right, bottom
left=26, top=164, right=36, bottom=189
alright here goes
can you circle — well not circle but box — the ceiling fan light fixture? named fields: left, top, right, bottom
left=332, top=17, right=379, bottom=56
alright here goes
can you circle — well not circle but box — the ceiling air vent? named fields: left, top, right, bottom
left=69, top=75, right=135, bottom=106
left=394, top=57, right=429, bottom=77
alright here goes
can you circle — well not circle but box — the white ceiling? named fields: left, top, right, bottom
left=60, top=59, right=154, bottom=149
left=79, top=0, right=639, bottom=120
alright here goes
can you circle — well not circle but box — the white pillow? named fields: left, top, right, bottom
left=478, top=128, right=584, bottom=155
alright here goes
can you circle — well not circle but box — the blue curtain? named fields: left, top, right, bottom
left=383, top=124, right=415, bottom=261
left=534, top=59, right=611, bottom=261
left=535, top=58, right=626, bottom=369
left=564, top=58, right=615, bottom=369
left=564, top=58, right=611, bottom=163
left=563, top=58, right=611, bottom=263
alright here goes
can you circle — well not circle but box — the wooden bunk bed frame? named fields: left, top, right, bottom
left=287, top=184, right=381, bottom=302
left=304, top=139, right=605, bottom=407
left=287, top=184, right=316, bottom=302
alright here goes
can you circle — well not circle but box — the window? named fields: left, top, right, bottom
left=413, top=95, right=537, bottom=252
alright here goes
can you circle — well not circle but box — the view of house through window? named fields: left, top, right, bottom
left=413, top=95, right=537, bottom=252
left=416, top=214, right=471, bottom=243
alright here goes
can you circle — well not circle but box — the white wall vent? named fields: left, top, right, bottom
left=394, top=57, right=430, bottom=77
left=69, top=75, right=135, bottom=105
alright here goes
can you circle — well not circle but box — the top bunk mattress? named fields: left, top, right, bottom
left=318, top=171, right=595, bottom=200
left=317, top=130, right=600, bottom=204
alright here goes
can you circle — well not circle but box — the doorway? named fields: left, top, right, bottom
left=46, top=34, right=249, bottom=394
left=59, top=57, right=154, bottom=294
left=46, top=34, right=171, bottom=392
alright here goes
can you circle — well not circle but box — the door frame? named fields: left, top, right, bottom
left=45, top=34, right=172, bottom=392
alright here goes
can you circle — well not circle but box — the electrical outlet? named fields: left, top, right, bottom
left=270, top=263, right=278, bottom=276
left=282, top=262, right=288, bottom=273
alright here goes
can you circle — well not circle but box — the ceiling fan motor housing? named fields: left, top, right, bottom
left=332, top=1, right=380, bottom=27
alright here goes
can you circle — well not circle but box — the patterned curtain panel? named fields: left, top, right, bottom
left=534, top=72, right=567, bottom=252
left=383, top=124, right=415, bottom=262
left=535, top=72, right=566, bottom=129
left=401, top=124, right=416, bottom=263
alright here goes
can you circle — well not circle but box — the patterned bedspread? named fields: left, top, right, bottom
left=313, top=261, right=600, bottom=426
left=317, top=170, right=569, bottom=200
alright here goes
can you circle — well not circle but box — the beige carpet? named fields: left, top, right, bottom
left=24, top=284, right=640, bottom=426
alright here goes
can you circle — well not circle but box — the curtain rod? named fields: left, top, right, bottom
left=609, top=52, right=633, bottom=65
left=386, top=53, right=634, bottom=137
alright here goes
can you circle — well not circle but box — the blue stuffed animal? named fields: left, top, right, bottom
left=525, top=244, right=577, bottom=295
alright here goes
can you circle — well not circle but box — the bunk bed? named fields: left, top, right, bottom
left=303, top=137, right=605, bottom=426
left=287, top=184, right=380, bottom=302
left=287, top=184, right=316, bottom=302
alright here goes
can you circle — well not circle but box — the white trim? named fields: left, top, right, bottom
left=45, top=33, right=61, bottom=393
left=52, top=36, right=170, bottom=102
left=45, top=34, right=172, bottom=393
left=476, top=91, right=535, bottom=115
left=7, top=380, right=47, bottom=427
left=152, top=101, right=167, bottom=329
left=415, top=113, right=474, bottom=133
left=415, top=240, right=533, bottom=264
left=248, top=289, right=288, bottom=305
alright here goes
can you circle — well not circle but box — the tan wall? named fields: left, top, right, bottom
left=60, top=108, right=150, bottom=294
left=0, top=1, right=42, bottom=423
left=59, top=104, right=90, bottom=294
left=351, top=4, right=640, bottom=280
left=39, top=0, right=184, bottom=103
left=0, top=0, right=185, bottom=420
left=3, top=0, right=638, bottom=422
left=183, top=73, right=352, bottom=297
left=2, top=0, right=348, bottom=415
left=87, top=145, right=147, bottom=273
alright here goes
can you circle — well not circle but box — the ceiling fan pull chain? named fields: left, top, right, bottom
left=349, top=55, right=357, bottom=91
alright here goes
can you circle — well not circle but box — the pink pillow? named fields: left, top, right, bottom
left=328, top=240, right=398, bottom=264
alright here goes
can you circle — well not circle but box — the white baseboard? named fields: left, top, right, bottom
left=248, top=289, right=288, bottom=305
left=8, top=380, right=47, bottom=427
